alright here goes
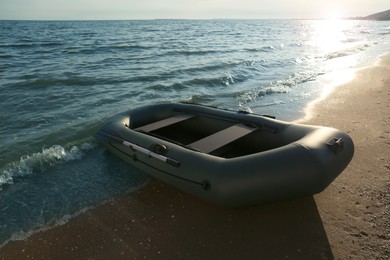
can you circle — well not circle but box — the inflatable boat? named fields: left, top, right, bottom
left=95, top=102, right=354, bottom=207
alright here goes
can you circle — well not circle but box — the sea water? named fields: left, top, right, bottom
left=0, top=19, right=389, bottom=246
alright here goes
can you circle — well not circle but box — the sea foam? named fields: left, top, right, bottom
left=0, top=142, right=96, bottom=189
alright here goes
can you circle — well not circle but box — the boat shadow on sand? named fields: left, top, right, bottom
left=0, top=180, right=333, bottom=259
left=0, top=160, right=333, bottom=259
left=114, top=180, right=333, bottom=259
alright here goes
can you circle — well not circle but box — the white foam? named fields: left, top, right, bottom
left=0, top=142, right=96, bottom=189
left=0, top=205, right=95, bottom=249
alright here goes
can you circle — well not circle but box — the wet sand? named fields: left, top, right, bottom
left=1, top=53, right=389, bottom=259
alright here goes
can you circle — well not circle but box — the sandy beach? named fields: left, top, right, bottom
left=1, top=53, right=389, bottom=259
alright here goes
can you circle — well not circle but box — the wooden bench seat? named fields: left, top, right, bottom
left=188, top=123, right=257, bottom=153
left=134, top=114, right=195, bottom=132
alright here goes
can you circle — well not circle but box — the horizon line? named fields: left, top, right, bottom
left=0, top=17, right=372, bottom=22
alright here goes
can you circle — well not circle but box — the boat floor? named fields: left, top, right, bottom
left=133, top=113, right=286, bottom=158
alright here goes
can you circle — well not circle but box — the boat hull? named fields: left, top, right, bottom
left=95, top=102, right=354, bottom=207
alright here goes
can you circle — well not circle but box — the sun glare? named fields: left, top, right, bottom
left=326, top=10, right=343, bottom=20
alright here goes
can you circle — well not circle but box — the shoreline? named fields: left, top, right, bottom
left=297, top=52, right=390, bottom=123
left=301, top=52, right=390, bottom=258
left=1, top=53, right=389, bottom=259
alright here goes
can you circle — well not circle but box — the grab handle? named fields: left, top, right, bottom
left=122, top=141, right=181, bottom=167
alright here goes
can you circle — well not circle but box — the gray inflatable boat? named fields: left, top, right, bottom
left=95, top=102, right=354, bottom=207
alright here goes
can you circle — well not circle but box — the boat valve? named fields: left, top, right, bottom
left=326, top=137, right=344, bottom=154
left=150, top=143, right=168, bottom=155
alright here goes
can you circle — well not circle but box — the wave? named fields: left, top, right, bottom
left=275, top=71, right=320, bottom=87
left=0, top=142, right=96, bottom=189
left=236, top=70, right=321, bottom=105
left=182, top=93, right=217, bottom=105
left=166, top=49, right=223, bottom=56
left=6, top=76, right=107, bottom=88
left=177, top=74, right=238, bottom=88
left=0, top=53, right=14, bottom=59
left=63, top=43, right=155, bottom=54
left=145, top=69, right=245, bottom=92
left=325, top=43, right=371, bottom=60
left=0, top=178, right=150, bottom=249
left=0, top=140, right=149, bottom=248
left=167, top=61, right=244, bottom=78
left=244, top=46, right=276, bottom=52
left=0, top=206, right=92, bottom=249
left=237, top=85, right=290, bottom=105
left=0, top=41, right=63, bottom=48
left=341, top=37, right=361, bottom=43
left=179, top=70, right=320, bottom=109
left=147, top=82, right=187, bottom=92
left=359, top=30, right=372, bottom=34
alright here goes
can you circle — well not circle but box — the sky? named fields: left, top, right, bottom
left=0, top=0, right=388, bottom=20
